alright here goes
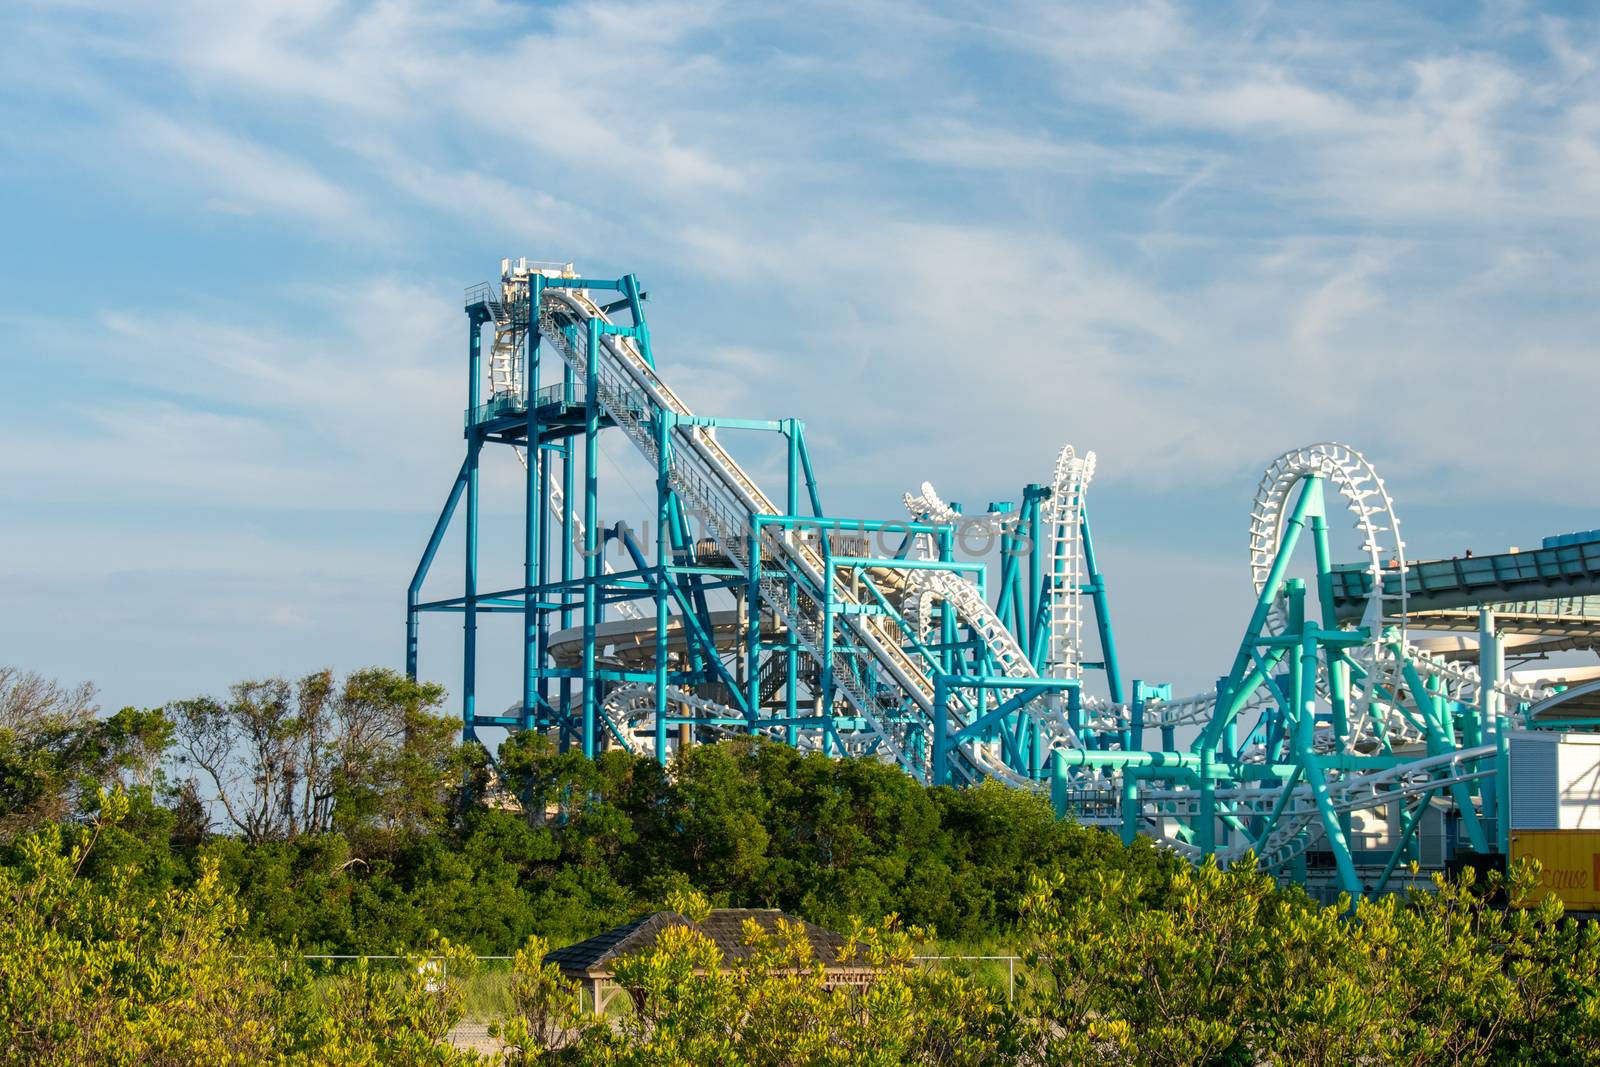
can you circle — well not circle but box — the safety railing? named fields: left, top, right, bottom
left=464, top=384, right=569, bottom=427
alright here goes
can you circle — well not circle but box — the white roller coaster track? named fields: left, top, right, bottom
left=599, top=683, right=743, bottom=755
left=1250, top=443, right=1546, bottom=743
left=506, top=277, right=1551, bottom=857
left=521, top=455, right=644, bottom=622
left=599, top=682, right=853, bottom=757
left=480, top=276, right=648, bottom=624
left=480, top=280, right=522, bottom=404
left=1135, top=443, right=1554, bottom=868
left=899, top=478, right=1091, bottom=750
left=1046, top=445, right=1095, bottom=682
left=899, top=482, right=1040, bottom=682
left=534, top=286, right=1072, bottom=785
left=903, top=447, right=1097, bottom=687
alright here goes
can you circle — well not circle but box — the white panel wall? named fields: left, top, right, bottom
left=1558, top=735, right=1600, bottom=829
left=1509, top=732, right=1600, bottom=830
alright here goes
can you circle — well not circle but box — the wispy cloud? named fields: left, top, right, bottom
left=121, top=111, right=369, bottom=228
left=7, top=0, right=1600, bottom=702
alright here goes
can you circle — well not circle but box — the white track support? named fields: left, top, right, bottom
left=901, top=481, right=1087, bottom=745
left=1248, top=442, right=1546, bottom=746
left=1045, top=445, right=1096, bottom=681
left=533, top=288, right=1061, bottom=781
left=530, top=461, right=643, bottom=622
left=899, top=484, right=1041, bottom=679
left=484, top=281, right=526, bottom=401
left=1148, top=443, right=1556, bottom=869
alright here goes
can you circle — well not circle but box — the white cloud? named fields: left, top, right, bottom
left=8, top=0, right=1600, bottom=700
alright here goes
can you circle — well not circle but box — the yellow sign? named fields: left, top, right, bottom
left=1510, top=830, right=1600, bottom=910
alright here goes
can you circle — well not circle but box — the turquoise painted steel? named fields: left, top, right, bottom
left=409, top=264, right=1587, bottom=905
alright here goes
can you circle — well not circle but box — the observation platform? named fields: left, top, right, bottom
left=464, top=384, right=612, bottom=445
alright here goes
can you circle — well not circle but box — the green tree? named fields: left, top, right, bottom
left=168, top=668, right=459, bottom=851
left=0, top=790, right=490, bottom=1066
left=0, top=667, right=170, bottom=840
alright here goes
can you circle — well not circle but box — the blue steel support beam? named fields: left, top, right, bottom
left=1027, top=488, right=1042, bottom=662
left=621, top=274, right=654, bottom=367
left=407, top=457, right=470, bottom=679
left=522, top=282, right=544, bottom=729
left=1080, top=511, right=1123, bottom=706
left=655, top=413, right=671, bottom=763
left=581, top=317, right=602, bottom=758
left=537, top=445, right=553, bottom=723
left=785, top=519, right=802, bottom=751
left=462, top=312, right=485, bottom=742
left=1309, top=514, right=1352, bottom=849
left=1396, top=651, right=1490, bottom=855
left=559, top=366, right=575, bottom=747
left=795, top=430, right=824, bottom=517
left=1201, top=476, right=1322, bottom=755
left=1478, top=608, right=1503, bottom=835
left=993, top=503, right=1022, bottom=646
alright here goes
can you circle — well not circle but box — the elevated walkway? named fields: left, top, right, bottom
left=1329, top=535, right=1600, bottom=625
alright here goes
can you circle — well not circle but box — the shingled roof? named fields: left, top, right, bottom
left=543, top=908, right=855, bottom=978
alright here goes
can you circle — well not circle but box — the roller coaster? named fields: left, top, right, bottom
left=408, top=259, right=1600, bottom=899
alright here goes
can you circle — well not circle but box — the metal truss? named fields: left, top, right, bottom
left=410, top=260, right=1591, bottom=900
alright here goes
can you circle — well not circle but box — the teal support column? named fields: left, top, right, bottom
left=1497, top=710, right=1511, bottom=856
left=1081, top=513, right=1123, bottom=705
left=784, top=424, right=801, bottom=746
left=1290, top=583, right=1361, bottom=898
left=621, top=274, right=653, bottom=365
left=1202, top=476, right=1321, bottom=754
left=1396, top=653, right=1490, bottom=855
left=821, top=559, right=836, bottom=728
left=537, top=449, right=552, bottom=722
left=1129, top=678, right=1149, bottom=753
left=1051, top=748, right=1067, bottom=817
left=580, top=318, right=602, bottom=758
left=1311, top=513, right=1355, bottom=848
left=1479, top=608, right=1504, bottom=841
left=1026, top=491, right=1042, bottom=656
left=462, top=314, right=483, bottom=742
left=559, top=363, right=575, bottom=746
left=522, top=304, right=543, bottom=730
left=1120, top=769, right=1140, bottom=844
left=745, top=519, right=762, bottom=732
left=654, top=414, right=671, bottom=764
left=932, top=675, right=949, bottom=786
left=1310, top=513, right=1352, bottom=748
left=940, top=527, right=957, bottom=684
left=939, top=526, right=958, bottom=771
left=407, top=458, right=469, bottom=681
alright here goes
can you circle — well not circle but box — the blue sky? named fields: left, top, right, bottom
left=3, top=0, right=1598, bottom=715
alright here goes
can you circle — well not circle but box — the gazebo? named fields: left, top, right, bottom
left=542, top=908, right=874, bottom=1014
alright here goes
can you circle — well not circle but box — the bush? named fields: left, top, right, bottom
left=0, top=791, right=488, bottom=1066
